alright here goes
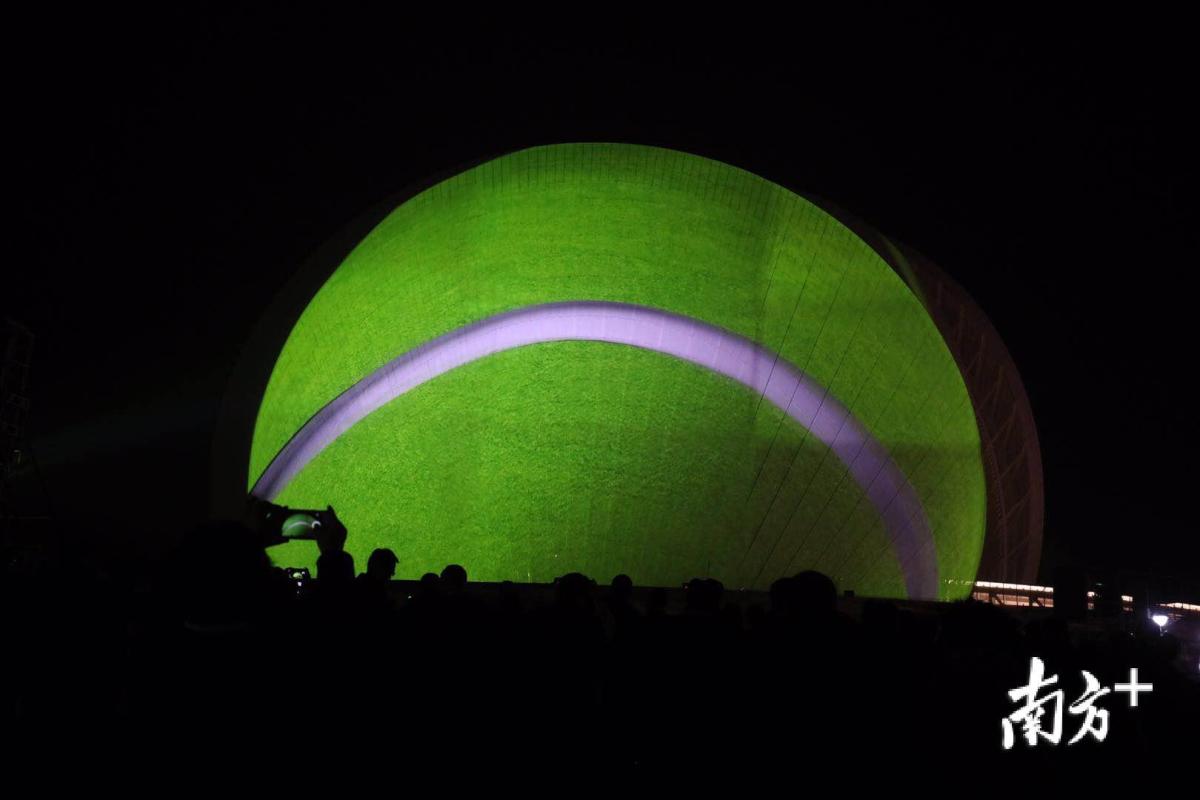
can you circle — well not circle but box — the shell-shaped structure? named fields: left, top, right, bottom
left=247, top=144, right=1004, bottom=599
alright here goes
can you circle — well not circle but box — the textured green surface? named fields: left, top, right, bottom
left=251, top=143, right=985, bottom=598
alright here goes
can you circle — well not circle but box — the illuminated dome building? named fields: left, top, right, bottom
left=218, top=143, right=1042, bottom=599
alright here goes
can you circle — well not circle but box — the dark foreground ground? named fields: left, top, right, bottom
left=2, top=522, right=1196, bottom=787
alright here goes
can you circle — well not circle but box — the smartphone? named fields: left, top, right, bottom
left=247, top=498, right=333, bottom=547
left=279, top=510, right=325, bottom=540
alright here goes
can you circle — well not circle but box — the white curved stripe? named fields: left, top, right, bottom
left=253, top=301, right=938, bottom=597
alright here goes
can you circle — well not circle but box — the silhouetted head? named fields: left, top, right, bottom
left=416, top=572, right=441, bottom=599
left=611, top=573, right=634, bottom=602
left=769, top=575, right=801, bottom=615
left=366, top=548, right=398, bottom=581
left=555, top=572, right=596, bottom=611
left=440, top=564, right=468, bottom=593
left=792, top=571, right=837, bottom=616
left=316, top=549, right=355, bottom=586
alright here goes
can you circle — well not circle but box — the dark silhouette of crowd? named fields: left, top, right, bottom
left=1, top=516, right=1196, bottom=783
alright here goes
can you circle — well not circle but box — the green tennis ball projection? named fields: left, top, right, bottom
left=249, top=143, right=985, bottom=599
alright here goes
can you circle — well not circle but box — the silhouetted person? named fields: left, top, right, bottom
left=424, top=563, right=484, bottom=718
left=610, top=573, right=634, bottom=598
left=406, top=571, right=440, bottom=616
left=434, top=563, right=479, bottom=634
left=355, top=548, right=398, bottom=620
left=365, top=548, right=398, bottom=581
left=314, top=507, right=354, bottom=590
left=348, top=548, right=401, bottom=721
left=528, top=573, right=605, bottom=761
left=683, top=577, right=723, bottom=617
left=791, top=569, right=837, bottom=617
left=605, top=573, right=640, bottom=637
left=440, top=563, right=467, bottom=594
left=758, top=571, right=863, bottom=757
left=305, top=509, right=357, bottom=727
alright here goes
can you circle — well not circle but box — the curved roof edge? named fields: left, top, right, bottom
left=896, top=244, right=1045, bottom=584
left=801, top=195, right=1044, bottom=584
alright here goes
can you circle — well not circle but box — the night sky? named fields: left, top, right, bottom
left=8, top=8, right=1197, bottom=590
